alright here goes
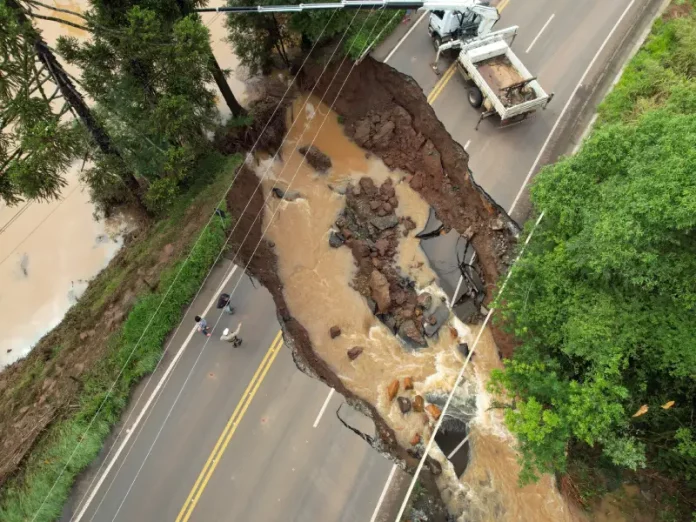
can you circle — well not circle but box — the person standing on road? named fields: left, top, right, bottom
left=221, top=322, right=242, bottom=346
left=217, top=293, right=235, bottom=315
left=194, top=315, right=211, bottom=337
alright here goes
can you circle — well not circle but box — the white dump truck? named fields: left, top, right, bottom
left=429, top=5, right=554, bottom=128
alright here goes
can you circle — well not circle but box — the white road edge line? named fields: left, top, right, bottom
left=508, top=0, right=637, bottom=216
left=389, top=0, right=639, bottom=519
left=72, top=264, right=238, bottom=522
left=312, top=388, right=335, bottom=428
left=384, top=11, right=428, bottom=63
left=525, top=13, right=555, bottom=53
left=369, top=464, right=398, bottom=522
left=447, top=434, right=470, bottom=460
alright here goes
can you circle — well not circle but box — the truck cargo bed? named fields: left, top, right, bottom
left=455, top=27, right=551, bottom=121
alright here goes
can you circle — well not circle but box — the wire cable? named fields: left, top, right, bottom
left=392, top=211, right=546, bottom=522
left=105, top=7, right=387, bottom=520
left=0, top=201, right=33, bottom=236
left=0, top=187, right=78, bottom=269
left=64, top=10, right=345, bottom=522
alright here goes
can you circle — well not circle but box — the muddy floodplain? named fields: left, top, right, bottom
left=224, top=87, right=576, bottom=522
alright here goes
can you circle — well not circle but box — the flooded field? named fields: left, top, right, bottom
left=0, top=172, right=124, bottom=367
left=0, top=1, right=246, bottom=369
left=256, top=95, right=577, bottom=521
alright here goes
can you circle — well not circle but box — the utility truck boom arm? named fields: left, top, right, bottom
left=195, top=0, right=493, bottom=13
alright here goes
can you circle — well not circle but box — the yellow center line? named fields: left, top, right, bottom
left=427, top=63, right=457, bottom=105
left=428, top=0, right=512, bottom=106
left=176, top=330, right=283, bottom=522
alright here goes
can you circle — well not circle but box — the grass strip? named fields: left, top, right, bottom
left=0, top=156, right=238, bottom=522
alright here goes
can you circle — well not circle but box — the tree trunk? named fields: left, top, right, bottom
left=6, top=0, right=146, bottom=211
left=209, top=55, right=246, bottom=117
left=174, top=0, right=245, bottom=117
left=34, top=40, right=145, bottom=202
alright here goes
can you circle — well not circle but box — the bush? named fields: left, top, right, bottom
left=491, top=2, right=696, bottom=499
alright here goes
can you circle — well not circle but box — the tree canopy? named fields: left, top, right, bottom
left=0, top=2, right=81, bottom=205
left=225, top=0, right=402, bottom=74
left=57, top=1, right=220, bottom=212
left=490, top=7, right=696, bottom=502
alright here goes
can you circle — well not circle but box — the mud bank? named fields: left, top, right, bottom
left=225, top=165, right=438, bottom=478
left=225, top=81, right=574, bottom=521
left=300, top=57, right=519, bottom=305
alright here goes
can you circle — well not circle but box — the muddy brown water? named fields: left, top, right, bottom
left=258, top=95, right=577, bottom=521
left=0, top=172, right=125, bottom=368
left=0, top=2, right=247, bottom=369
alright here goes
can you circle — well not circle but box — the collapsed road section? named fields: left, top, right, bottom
left=225, top=57, right=572, bottom=521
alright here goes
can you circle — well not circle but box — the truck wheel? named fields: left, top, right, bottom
left=432, top=35, right=442, bottom=52
left=468, top=86, right=483, bottom=109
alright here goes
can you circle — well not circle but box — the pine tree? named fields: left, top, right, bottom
left=57, top=1, right=222, bottom=212
left=2, top=0, right=146, bottom=210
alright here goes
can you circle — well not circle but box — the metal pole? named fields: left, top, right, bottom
left=194, top=1, right=475, bottom=13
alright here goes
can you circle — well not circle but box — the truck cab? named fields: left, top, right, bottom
left=427, top=2, right=498, bottom=47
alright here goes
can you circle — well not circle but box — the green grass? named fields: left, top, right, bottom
left=0, top=154, right=240, bottom=522
left=597, top=0, right=696, bottom=125
left=346, top=9, right=406, bottom=59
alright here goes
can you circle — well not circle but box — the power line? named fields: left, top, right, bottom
left=0, top=201, right=33, bottom=236
left=0, top=186, right=79, bottom=269
left=39, top=7, right=349, bottom=521
left=393, top=211, right=546, bottom=522
left=105, top=7, right=388, bottom=519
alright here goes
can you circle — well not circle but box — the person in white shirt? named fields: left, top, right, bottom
left=220, top=323, right=242, bottom=346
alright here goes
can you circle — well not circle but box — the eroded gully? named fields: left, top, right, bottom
left=254, top=94, right=577, bottom=522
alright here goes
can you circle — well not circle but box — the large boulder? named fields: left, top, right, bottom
left=372, top=120, right=395, bottom=148
left=299, top=145, right=332, bottom=173
left=423, top=303, right=450, bottom=337
left=369, top=270, right=391, bottom=313
left=347, top=346, right=364, bottom=360
left=398, top=319, right=427, bottom=348
left=272, top=187, right=302, bottom=201
left=371, top=215, right=399, bottom=231
left=387, top=379, right=399, bottom=401
left=397, top=397, right=412, bottom=414
left=328, top=230, right=345, bottom=248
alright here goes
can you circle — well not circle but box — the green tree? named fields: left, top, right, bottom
left=1, top=0, right=143, bottom=208
left=58, top=3, right=220, bottom=212
left=225, top=0, right=292, bottom=75
left=491, top=106, right=696, bottom=486
left=0, top=2, right=77, bottom=204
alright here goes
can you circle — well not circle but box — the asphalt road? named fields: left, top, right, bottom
left=62, top=0, right=660, bottom=521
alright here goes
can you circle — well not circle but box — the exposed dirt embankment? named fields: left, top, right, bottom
left=300, top=57, right=519, bottom=303
left=224, top=167, right=446, bottom=494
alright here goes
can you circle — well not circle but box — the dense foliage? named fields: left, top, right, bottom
left=0, top=2, right=82, bottom=205
left=225, top=0, right=403, bottom=74
left=490, top=3, right=696, bottom=502
left=57, top=1, right=220, bottom=213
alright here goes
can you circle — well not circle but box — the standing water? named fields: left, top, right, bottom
left=0, top=173, right=123, bottom=367
left=259, top=95, right=578, bottom=521
left=0, top=1, right=247, bottom=369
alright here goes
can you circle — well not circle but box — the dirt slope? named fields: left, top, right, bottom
left=300, top=57, right=519, bottom=303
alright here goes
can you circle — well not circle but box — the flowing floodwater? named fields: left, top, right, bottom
left=0, top=2, right=247, bottom=369
left=259, top=95, right=578, bottom=521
